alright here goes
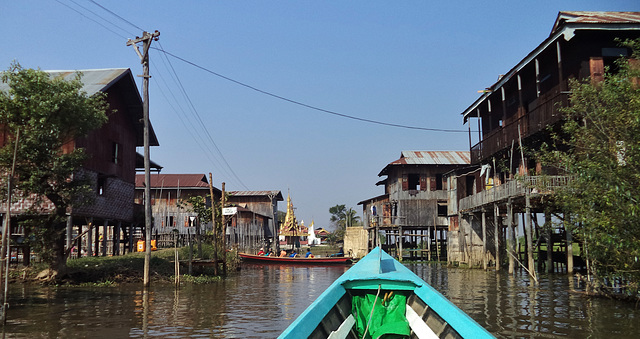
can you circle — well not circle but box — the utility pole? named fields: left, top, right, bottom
left=127, top=30, right=160, bottom=288
left=208, top=173, right=217, bottom=275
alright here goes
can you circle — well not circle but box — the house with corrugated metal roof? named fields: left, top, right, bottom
left=134, top=174, right=221, bottom=244
left=452, top=11, right=640, bottom=272
left=0, top=68, right=160, bottom=260
left=358, top=151, right=471, bottom=261
left=227, top=190, right=283, bottom=251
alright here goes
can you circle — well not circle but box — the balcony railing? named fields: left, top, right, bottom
left=471, top=90, right=569, bottom=163
left=459, top=175, right=570, bottom=211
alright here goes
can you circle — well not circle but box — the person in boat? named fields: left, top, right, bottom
left=331, top=247, right=345, bottom=257
left=305, top=248, right=314, bottom=258
left=279, top=249, right=287, bottom=257
left=265, top=249, right=273, bottom=256
left=257, top=248, right=265, bottom=255
left=289, top=251, right=298, bottom=258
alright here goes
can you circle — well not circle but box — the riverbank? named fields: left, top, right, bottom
left=9, top=246, right=239, bottom=285
left=10, top=244, right=343, bottom=285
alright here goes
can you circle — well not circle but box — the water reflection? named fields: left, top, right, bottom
left=408, top=264, right=640, bottom=338
left=3, top=263, right=640, bottom=338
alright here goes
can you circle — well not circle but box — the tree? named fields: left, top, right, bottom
left=0, top=64, right=108, bottom=276
left=329, top=204, right=361, bottom=243
left=540, top=39, right=640, bottom=297
left=182, top=196, right=212, bottom=257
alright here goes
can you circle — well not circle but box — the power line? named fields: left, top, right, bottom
left=87, top=0, right=145, bottom=32
left=153, top=48, right=470, bottom=133
left=155, top=42, right=249, bottom=190
left=55, top=0, right=250, bottom=189
left=55, top=0, right=130, bottom=39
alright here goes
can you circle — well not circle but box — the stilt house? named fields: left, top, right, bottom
left=451, top=11, right=640, bottom=271
left=0, top=68, right=159, bottom=260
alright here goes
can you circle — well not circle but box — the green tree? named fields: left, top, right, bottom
left=540, top=39, right=640, bottom=297
left=328, top=204, right=361, bottom=243
left=182, top=196, right=212, bottom=257
left=0, top=64, right=108, bottom=276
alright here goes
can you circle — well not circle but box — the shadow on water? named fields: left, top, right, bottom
left=2, top=263, right=640, bottom=338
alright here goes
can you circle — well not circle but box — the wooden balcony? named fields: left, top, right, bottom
left=471, top=90, right=569, bottom=164
left=459, top=176, right=570, bottom=212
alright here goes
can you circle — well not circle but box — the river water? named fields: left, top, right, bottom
left=3, top=263, right=639, bottom=338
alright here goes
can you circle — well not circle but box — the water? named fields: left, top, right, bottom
left=3, top=263, right=640, bottom=338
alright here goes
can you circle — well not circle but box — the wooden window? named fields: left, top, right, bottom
left=420, top=176, right=428, bottom=191
left=437, top=200, right=447, bottom=216
left=430, top=177, right=436, bottom=191
left=435, top=174, right=443, bottom=190
left=590, top=57, right=604, bottom=84
left=402, top=175, right=408, bottom=191
left=408, top=174, right=420, bottom=190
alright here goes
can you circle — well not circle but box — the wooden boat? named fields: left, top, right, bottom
left=239, top=252, right=353, bottom=265
left=279, top=247, right=494, bottom=339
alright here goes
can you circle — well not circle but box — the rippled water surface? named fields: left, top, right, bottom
left=4, top=263, right=640, bottom=338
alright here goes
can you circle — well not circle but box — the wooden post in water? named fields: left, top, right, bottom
left=507, top=198, right=515, bottom=274
left=494, top=203, right=500, bottom=270
left=482, top=209, right=487, bottom=270
left=545, top=211, right=553, bottom=273
left=565, top=213, right=574, bottom=274
left=398, top=226, right=403, bottom=261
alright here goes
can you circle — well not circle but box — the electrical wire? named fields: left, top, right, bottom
left=153, top=48, right=470, bottom=133
left=56, top=0, right=249, bottom=189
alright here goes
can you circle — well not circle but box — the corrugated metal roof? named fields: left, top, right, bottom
left=135, top=174, right=210, bottom=188
left=47, top=68, right=131, bottom=96
left=228, top=191, right=284, bottom=201
left=378, top=151, right=470, bottom=176
left=0, top=68, right=131, bottom=97
left=392, top=151, right=470, bottom=165
left=553, top=11, right=640, bottom=33
left=462, top=11, right=640, bottom=122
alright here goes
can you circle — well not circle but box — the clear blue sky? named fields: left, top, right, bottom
left=2, top=1, right=638, bottom=229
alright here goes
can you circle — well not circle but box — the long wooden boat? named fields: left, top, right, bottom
left=279, top=247, right=494, bottom=339
left=239, top=252, right=353, bottom=265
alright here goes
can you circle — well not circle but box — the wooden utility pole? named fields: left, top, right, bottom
left=208, top=173, right=217, bottom=275
left=221, top=182, right=227, bottom=275
left=127, top=30, right=160, bottom=288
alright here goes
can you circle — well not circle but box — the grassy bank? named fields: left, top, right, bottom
left=11, top=245, right=239, bottom=285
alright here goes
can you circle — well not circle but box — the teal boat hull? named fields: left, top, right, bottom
left=279, top=247, right=494, bottom=338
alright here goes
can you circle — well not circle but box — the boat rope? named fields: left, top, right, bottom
left=362, top=284, right=382, bottom=338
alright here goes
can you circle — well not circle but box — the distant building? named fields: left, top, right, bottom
left=359, top=151, right=470, bottom=260
left=227, top=190, right=283, bottom=250
left=134, top=173, right=221, bottom=237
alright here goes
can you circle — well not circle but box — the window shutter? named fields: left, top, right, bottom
left=420, top=176, right=428, bottom=191
left=402, top=175, right=408, bottom=191
left=430, top=177, right=437, bottom=191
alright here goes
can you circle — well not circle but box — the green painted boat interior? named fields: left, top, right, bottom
left=308, top=288, right=463, bottom=339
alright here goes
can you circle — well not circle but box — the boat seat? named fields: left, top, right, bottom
left=405, top=304, right=439, bottom=339
left=327, top=314, right=355, bottom=339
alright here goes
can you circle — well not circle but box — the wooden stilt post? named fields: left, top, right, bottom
left=507, top=198, right=515, bottom=274
left=565, top=213, right=574, bottom=274
left=494, top=203, right=500, bottom=270
left=482, top=209, right=487, bottom=270
left=545, top=211, right=553, bottom=273
left=398, top=226, right=403, bottom=261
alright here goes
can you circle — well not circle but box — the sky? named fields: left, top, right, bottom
left=1, top=1, right=638, bottom=230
